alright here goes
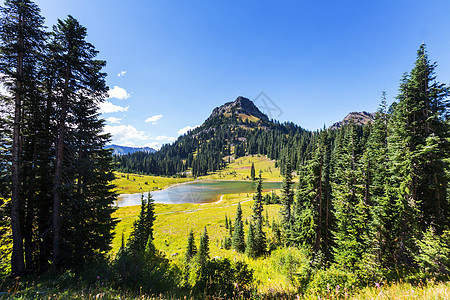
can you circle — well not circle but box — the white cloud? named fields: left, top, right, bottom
left=144, top=142, right=161, bottom=150
left=145, top=114, right=163, bottom=125
left=108, top=86, right=130, bottom=99
left=117, top=71, right=127, bottom=77
left=154, top=135, right=176, bottom=142
left=103, top=124, right=148, bottom=144
left=105, top=117, right=122, bottom=124
left=98, top=101, right=129, bottom=113
left=177, top=125, right=199, bottom=135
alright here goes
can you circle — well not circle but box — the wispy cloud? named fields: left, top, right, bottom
left=105, top=117, right=122, bottom=124
left=154, top=135, right=176, bottom=142
left=108, top=86, right=130, bottom=100
left=145, top=114, right=163, bottom=125
left=177, top=125, right=199, bottom=135
left=99, top=101, right=129, bottom=113
left=117, top=71, right=127, bottom=77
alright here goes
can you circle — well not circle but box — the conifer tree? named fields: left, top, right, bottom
left=128, top=194, right=148, bottom=252
left=291, top=129, right=334, bottom=262
left=0, top=0, right=45, bottom=275
left=185, top=229, right=197, bottom=262
left=49, top=15, right=115, bottom=270
left=245, top=222, right=256, bottom=258
left=366, top=92, right=393, bottom=267
left=386, top=44, right=449, bottom=266
left=251, top=162, right=256, bottom=180
left=198, top=227, right=209, bottom=266
left=232, top=202, right=245, bottom=252
left=280, top=157, right=294, bottom=243
left=251, top=173, right=266, bottom=257
left=332, top=124, right=370, bottom=268
left=128, top=193, right=155, bottom=253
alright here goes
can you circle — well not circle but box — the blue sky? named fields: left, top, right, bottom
left=34, top=0, right=450, bottom=149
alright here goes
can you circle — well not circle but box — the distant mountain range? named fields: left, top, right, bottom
left=107, top=144, right=156, bottom=155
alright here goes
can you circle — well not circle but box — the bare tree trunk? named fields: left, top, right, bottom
left=10, top=12, right=25, bottom=275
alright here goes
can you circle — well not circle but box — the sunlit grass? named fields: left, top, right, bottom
left=200, top=154, right=283, bottom=182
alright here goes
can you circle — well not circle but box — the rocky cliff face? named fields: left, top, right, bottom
left=329, top=111, right=375, bottom=129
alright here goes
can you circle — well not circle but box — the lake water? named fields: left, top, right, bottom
left=116, top=180, right=282, bottom=207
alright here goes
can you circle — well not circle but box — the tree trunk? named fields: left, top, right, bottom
left=52, top=64, right=71, bottom=272
left=10, top=12, right=25, bottom=275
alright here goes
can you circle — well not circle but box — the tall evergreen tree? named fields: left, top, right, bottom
left=0, top=0, right=45, bottom=275
left=387, top=44, right=450, bottom=266
left=251, top=173, right=266, bottom=257
left=245, top=222, right=256, bottom=258
left=280, top=156, right=294, bottom=243
left=185, top=229, right=197, bottom=262
left=232, top=202, right=245, bottom=253
left=48, top=15, right=116, bottom=270
left=366, top=92, right=393, bottom=267
left=198, top=227, right=209, bottom=266
left=332, top=124, right=370, bottom=269
left=128, top=193, right=155, bottom=253
left=250, top=162, right=256, bottom=180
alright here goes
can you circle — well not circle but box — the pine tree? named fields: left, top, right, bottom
left=386, top=44, right=450, bottom=266
left=0, top=0, right=45, bottom=275
left=232, top=202, right=245, bottom=252
left=280, top=156, right=294, bottom=243
left=332, top=124, right=370, bottom=269
left=225, top=214, right=228, bottom=229
left=128, top=193, right=155, bottom=254
left=251, top=162, right=256, bottom=180
left=128, top=194, right=148, bottom=252
left=198, top=227, right=209, bottom=266
left=245, top=222, right=256, bottom=258
left=251, top=173, right=266, bottom=257
left=185, top=229, right=197, bottom=262
left=366, top=92, right=393, bottom=267
left=291, top=129, right=334, bottom=263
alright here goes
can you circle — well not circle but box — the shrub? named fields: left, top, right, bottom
left=306, top=266, right=357, bottom=297
left=189, top=258, right=254, bottom=297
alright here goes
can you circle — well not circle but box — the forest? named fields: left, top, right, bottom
left=0, top=0, right=449, bottom=299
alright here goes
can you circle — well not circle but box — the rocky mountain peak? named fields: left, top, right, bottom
left=329, top=111, right=375, bottom=129
left=209, top=96, right=269, bottom=122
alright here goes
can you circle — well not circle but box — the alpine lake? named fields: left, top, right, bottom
left=116, top=180, right=282, bottom=207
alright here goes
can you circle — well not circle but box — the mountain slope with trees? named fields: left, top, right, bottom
left=114, top=96, right=316, bottom=177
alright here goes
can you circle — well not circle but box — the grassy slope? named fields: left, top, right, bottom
left=112, top=192, right=303, bottom=292
left=201, top=154, right=283, bottom=181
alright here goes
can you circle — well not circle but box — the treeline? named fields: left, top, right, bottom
left=114, top=113, right=316, bottom=177
left=0, top=0, right=116, bottom=276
